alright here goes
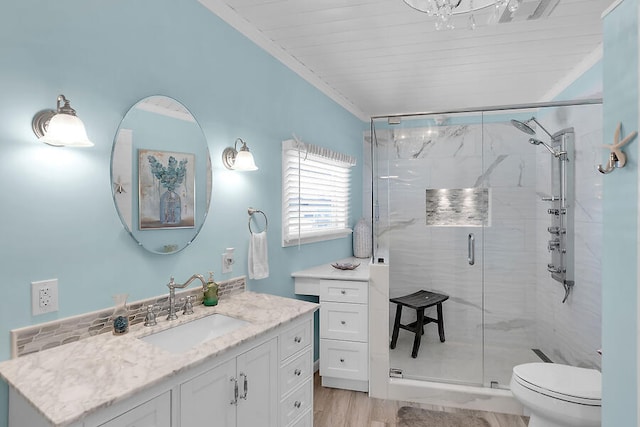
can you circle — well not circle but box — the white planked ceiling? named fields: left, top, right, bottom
left=198, top=0, right=611, bottom=120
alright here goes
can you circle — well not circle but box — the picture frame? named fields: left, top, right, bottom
left=138, top=149, right=196, bottom=230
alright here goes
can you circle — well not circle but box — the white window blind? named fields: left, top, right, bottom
left=282, top=139, right=356, bottom=247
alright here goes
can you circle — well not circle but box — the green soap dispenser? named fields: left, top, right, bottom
left=203, top=271, right=219, bottom=306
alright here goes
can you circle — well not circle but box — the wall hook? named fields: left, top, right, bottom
left=598, top=122, right=637, bottom=174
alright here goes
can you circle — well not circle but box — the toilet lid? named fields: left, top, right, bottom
left=513, top=363, right=601, bottom=405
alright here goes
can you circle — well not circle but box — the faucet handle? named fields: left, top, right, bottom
left=167, top=276, right=175, bottom=289
left=144, top=304, right=158, bottom=327
left=183, top=295, right=194, bottom=315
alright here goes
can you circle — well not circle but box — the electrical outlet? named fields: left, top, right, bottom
left=31, top=279, right=59, bottom=315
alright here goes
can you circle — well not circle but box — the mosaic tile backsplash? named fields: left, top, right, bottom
left=11, top=276, right=246, bottom=358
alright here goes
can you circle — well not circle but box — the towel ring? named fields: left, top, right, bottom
left=248, top=207, right=268, bottom=234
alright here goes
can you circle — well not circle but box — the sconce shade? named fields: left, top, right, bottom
left=234, top=149, right=258, bottom=171
left=32, top=94, right=94, bottom=147
left=222, top=138, right=258, bottom=171
left=40, top=113, right=93, bottom=147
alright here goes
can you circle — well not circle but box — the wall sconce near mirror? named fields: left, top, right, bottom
left=222, top=138, right=258, bottom=171
left=32, top=94, right=94, bottom=147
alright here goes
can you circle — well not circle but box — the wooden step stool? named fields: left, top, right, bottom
left=389, top=290, right=449, bottom=358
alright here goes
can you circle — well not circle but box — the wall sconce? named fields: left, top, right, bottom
left=222, top=138, right=258, bottom=171
left=32, top=94, right=94, bottom=147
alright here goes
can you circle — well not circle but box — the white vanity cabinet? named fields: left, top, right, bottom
left=181, top=319, right=313, bottom=427
left=319, top=279, right=368, bottom=392
left=292, top=258, right=370, bottom=393
left=181, top=338, right=278, bottom=427
left=6, top=309, right=315, bottom=427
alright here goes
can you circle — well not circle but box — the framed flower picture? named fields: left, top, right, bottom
left=138, top=149, right=196, bottom=229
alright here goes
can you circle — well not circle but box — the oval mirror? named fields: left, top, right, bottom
left=111, top=96, right=212, bottom=254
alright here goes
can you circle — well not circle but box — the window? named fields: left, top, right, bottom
left=282, top=139, right=356, bottom=247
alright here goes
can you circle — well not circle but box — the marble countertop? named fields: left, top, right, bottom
left=0, top=292, right=318, bottom=427
left=291, top=257, right=371, bottom=282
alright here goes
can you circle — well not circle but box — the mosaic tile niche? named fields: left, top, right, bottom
left=11, top=276, right=246, bottom=358
left=425, top=188, right=490, bottom=226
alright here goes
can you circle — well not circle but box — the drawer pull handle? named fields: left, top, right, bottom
left=294, top=400, right=302, bottom=408
left=341, top=290, right=346, bottom=295
left=340, top=320, right=346, bottom=325
left=294, top=336, right=302, bottom=343
left=340, top=358, right=345, bottom=363
left=294, top=368, right=302, bottom=376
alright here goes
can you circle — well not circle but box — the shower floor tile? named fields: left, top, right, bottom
left=389, top=335, right=541, bottom=388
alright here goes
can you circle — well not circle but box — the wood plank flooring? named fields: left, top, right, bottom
left=313, top=373, right=529, bottom=427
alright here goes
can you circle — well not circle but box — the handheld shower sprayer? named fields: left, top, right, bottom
left=528, top=138, right=566, bottom=158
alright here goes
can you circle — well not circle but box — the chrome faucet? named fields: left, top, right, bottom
left=166, top=274, right=207, bottom=320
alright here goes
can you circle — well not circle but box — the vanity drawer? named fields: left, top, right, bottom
left=279, top=348, right=312, bottom=399
left=280, top=319, right=312, bottom=361
left=280, top=378, right=312, bottom=427
left=319, top=280, right=368, bottom=304
left=320, top=339, right=368, bottom=381
left=320, top=302, right=367, bottom=342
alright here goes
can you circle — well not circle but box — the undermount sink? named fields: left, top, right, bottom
left=139, top=313, right=249, bottom=353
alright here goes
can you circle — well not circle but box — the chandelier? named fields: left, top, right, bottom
left=403, top=0, right=523, bottom=30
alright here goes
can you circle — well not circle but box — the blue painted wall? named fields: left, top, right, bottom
left=602, top=1, right=639, bottom=425
left=0, top=1, right=365, bottom=425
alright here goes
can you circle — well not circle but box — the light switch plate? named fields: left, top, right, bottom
left=31, top=279, right=59, bottom=315
left=222, top=253, right=233, bottom=273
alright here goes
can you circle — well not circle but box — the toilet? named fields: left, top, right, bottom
left=510, top=363, right=601, bottom=427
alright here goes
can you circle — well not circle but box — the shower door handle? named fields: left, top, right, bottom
left=468, top=233, right=475, bottom=266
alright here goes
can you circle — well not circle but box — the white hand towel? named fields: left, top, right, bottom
left=248, top=231, right=269, bottom=280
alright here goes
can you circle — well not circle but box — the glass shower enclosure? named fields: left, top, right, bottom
left=369, top=101, right=602, bottom=390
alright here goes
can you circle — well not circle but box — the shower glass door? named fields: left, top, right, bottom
left=480, top=109, right=543, bottom=387
left=373, top=113, right=486, bottom=386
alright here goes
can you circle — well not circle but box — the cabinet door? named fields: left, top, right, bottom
left=180, top=358, right=236, bottom=427
left=99, top=392, right=170, bottom=427
left=236, top=339, right=278, bottom=427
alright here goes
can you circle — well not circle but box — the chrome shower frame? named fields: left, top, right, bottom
left=367, top=97, right=601, bottom=411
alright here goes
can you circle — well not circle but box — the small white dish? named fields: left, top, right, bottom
left=331, top=262, right=360, bottom=270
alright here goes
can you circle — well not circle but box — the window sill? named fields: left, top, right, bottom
left=282, top=229, right=352, bottom=247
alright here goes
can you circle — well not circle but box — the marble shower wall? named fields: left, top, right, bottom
left=364, top=105, right=602, bottom=381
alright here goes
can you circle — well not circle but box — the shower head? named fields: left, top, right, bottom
left=511, top=119, right=536, bottom=135
left=511, top=116, right=554, bottom=138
